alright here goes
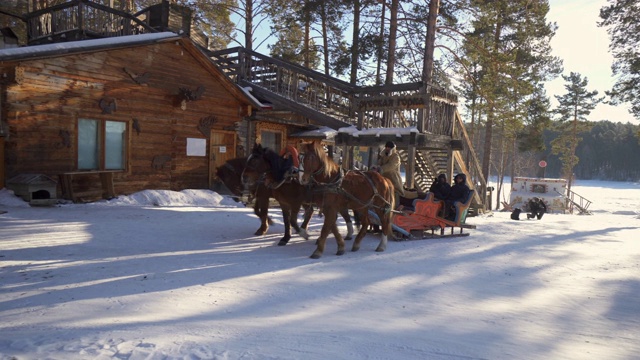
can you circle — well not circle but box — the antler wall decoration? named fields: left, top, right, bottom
left=198, top=115, right=217, bottom=137
left=123, top=67, right=150, bottom=86
left=132, top=118, right=141, bottom=135
left=177, top=85, right=205, bottom=110
left=56, top=129, right=71, bottom=149
left=99, top=98, right=117, bottom=114
left=178, top=86, right=205, bottom=101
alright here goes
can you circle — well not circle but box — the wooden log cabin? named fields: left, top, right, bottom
left=0, top=32, right=254, bottom=202
left=0, top=0, right=487, bottom=212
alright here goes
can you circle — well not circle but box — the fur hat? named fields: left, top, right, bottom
left=385, top=141, right=396, bottom=149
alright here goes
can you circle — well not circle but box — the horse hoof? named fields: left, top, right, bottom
left=351, top=246, right=360, bottom=252
left=344, top=235, right=352, bottom=241
left=299, top=229, right=310, bottom=240
left=255, top=230, right=266, bottom=236
left=310, top=253, right=321, bottom=259
left=278, top=240, right=289, bottom=246
left=336, top=250, right=345, bottom=256
left=375, top=246, right=386, bottom=252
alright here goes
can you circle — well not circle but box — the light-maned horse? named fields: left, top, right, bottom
left=215, top=157, right=273, bottom=235
left=241, top=143, right=355, bottom=246
left=300, top=141, right=395, bottom=259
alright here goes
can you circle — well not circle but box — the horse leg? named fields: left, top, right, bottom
left=278, top=205, right=292, bottom=246
left=339, top=208, right=354, bottom=240
left=330, top=220, right=346, bottom=256
left=352, top=211, right=362, bottom=231
left=351, top=209, right=370, bottom=252
left=298, top=204, right=314, bottom=240
left=253, top=201, right=269, bottom=235
left=289, top=202, right=304, bottom=238
left=375, top=187, right=395, bottom=252
left=310, top=207, right=342, bottom=259
left=375, top=208, right=390, bottom=252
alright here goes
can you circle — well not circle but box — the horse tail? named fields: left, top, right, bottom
left=382, top=177, right=395, bottom=235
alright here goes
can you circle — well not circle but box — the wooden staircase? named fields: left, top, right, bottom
left=208, top=47, right=488, bottom=213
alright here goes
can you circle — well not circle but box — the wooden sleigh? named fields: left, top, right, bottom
left=392, top=190, right=476, bottom=239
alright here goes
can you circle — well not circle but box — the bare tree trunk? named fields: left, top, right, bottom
left=420, top=0, right=439, bottom=133
left=382, top=0, right=399, bottom=127
left=422, top=0, right=439, bottom=84
left=482, top=109, right=495, bottom=182
left=385, top=0, right=398, bottom=86
left=304, top=15, right=311, bottom=68
left=321, top=3, right=329, bottom=75
left=244, top=0, right=253, bottom=51
left=375, top=0, right=385, bottom=85
left=567, top=108, right=578, bottom=193
left=350, top=0, right=360, bottom=85
left=481, top=12, right=503, bottom=182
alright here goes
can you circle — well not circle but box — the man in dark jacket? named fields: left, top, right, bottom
left=445, top=173, right=470, bottom=220
left=429, top=174, right=451, bottom=200
left=527, top=197, right=547, bottom=220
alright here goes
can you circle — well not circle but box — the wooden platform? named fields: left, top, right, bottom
left=59, top=171, right=118, bottom=203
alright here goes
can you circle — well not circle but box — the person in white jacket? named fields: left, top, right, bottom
left=377, top=141, right=405, bottom=198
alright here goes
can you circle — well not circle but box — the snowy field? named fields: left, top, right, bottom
left=0, top=179, right=639, bottom=360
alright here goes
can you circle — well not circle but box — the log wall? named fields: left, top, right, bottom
left=1, top=39, right=249, bottom=199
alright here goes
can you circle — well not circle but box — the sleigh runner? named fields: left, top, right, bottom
left=392, top=190, right=476, bottom=239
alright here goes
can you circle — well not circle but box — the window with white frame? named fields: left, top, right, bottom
left=78, top=118, right=127, bottom=170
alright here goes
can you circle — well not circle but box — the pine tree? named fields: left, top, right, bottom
left=598, top=0, right=640, bottom=120
left=461, top=0, right=561, bottom=206
left=551, top=72, right=603, bottom=191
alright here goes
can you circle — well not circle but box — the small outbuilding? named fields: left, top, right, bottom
left=6, top=174, right=58, bottom=206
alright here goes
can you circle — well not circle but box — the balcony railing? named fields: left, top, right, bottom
left=24, top=0, right=158, bottom=44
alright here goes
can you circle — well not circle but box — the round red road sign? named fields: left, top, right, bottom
left=539, top=160, right=547, bottom=168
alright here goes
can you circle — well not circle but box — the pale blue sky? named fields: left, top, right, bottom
left=546, top=0, right=637, bottom=124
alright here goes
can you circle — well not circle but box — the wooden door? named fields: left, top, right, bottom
left=209, top=130, right=236, bottom=188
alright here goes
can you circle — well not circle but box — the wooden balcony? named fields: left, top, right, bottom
left=23, top=0, right=207, bottom=48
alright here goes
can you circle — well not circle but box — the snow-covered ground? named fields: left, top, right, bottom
left=1, top=180, right=639, bottom=360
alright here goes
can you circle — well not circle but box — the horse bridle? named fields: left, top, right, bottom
left=241, top=153, right=268, bottom=187
left=243, top=152, right=296, bottom=190
left=300, top=151, right=343, bottom=189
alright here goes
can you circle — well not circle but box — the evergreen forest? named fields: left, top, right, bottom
left=543, top=121, right=640, bottom=181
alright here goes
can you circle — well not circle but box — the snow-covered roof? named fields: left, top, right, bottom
left=0, top=32, right=180, bottom=62
left=337, top=126, right=420, bottom=137
left=289, top=126, right=337, bottom=139
left=241, top=86, right=273, bottom=110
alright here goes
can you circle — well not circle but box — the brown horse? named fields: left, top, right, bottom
left=241, top=143, right=355, bottom=246
left=215, top=157, right=273, bottom=235
left=300, top=141, right=395, bottom=259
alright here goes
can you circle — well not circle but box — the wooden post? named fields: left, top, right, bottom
left=406, top=145, right=416, bottom=189
left=406, top=132, right=417, bottom=189
left=78, top=1, right=84, bottom=33
left=100, top=172, right=115, bottom=199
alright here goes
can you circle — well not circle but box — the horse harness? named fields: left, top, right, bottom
left=306, top=166, right=393, bottom=214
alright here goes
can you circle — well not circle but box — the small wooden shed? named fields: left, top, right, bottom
left=0, top=32, right=253, bottom=202
left=6, top=173, right=57, bottom=205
